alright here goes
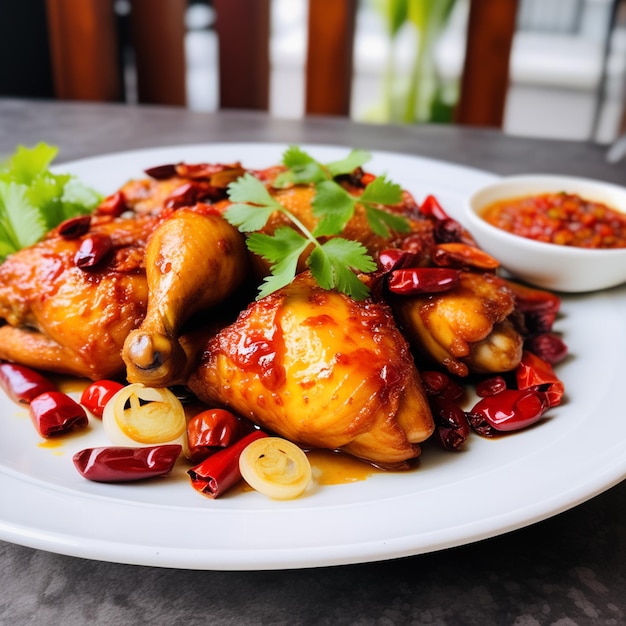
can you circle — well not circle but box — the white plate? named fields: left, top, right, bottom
left=1, top=143, right=625, bottom=570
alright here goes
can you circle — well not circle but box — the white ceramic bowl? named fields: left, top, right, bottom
left=464, top=175, right=626, bottom=293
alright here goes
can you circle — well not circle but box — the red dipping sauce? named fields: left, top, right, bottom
left=480, top=192, right=626, bottom=249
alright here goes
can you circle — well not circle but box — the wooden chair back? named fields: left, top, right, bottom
left=21, top=0, right=519, bottom=128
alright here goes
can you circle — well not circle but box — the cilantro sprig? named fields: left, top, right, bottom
left=225, top=147, right=410, bottom=300
left=0, top=143, right=102, bottom=261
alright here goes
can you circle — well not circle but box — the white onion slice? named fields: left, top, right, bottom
left=102, top=383, right=187, bottom=450
left=239, top=437, right=312, bottom=500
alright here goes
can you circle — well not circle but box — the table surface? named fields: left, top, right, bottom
left=1, top=98, right=625, bottom=626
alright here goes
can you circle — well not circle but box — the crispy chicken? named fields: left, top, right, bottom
left=187, top=272, right=435, bottom=467
left=391, top=271, right=524, bottom=377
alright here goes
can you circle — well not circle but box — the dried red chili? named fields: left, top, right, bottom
left=387, top=267, right=460, bottom=295
left=187, top=429, right=267, bottom=498
left=377, top=248, right=420, bottom=272
left=80, top=380, right=125, bottom=418
left=481, top=192, right=626, bottom=248
left=429, top=395, right=470, bottom=451
left=0, top=362, right=56, bottom=404
left=29, top=391, right=89, bottom=438
left=74, top=234, right=113, bottom=270
left=96, top=191, right=128, bottom=217
left=57, top=215, right=92, bottom=240
left=516, top=350, right=565, bottom=408
left=186, top=408, right=254, bottom=463
left=73, top=444, right=182, bottom=482
left=419, top=194, right=450, bottom=221
left=468, top=388, right=551, bottom=432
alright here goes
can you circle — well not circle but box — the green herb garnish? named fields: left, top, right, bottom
left=225, top=146, right=410, bottom=300
left=0, top=143, right=102, bottom=261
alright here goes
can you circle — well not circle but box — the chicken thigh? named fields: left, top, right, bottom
left=187, top=272, right=435, bottom=467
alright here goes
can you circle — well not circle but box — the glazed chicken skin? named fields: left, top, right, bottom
left=122, top=205, right=249, bottom=386
left=0, top=214, right=153, bottom=379
left=188, top=272, right=435, bottom=467
left=391, top=271, right=523, bottom=377
left=0, top=203, right=247, bottom=380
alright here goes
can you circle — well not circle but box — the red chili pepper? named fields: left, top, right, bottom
left=74, top=233, right=113, bottom=270
left=475, top=375, right=508, bottom=397
left=187, top=408, right=254, bottom=463
left=432, top=243, right=500, bottom=270
left=420, top=194, right=450, bottom=221
left=73, top=444, right=182, bottom=482
left=429, top=395, right=470, bottom=451
left=420, top=370, right=465, bottom=401
left=96, top=191, right=128, bottom=217
left=187, top=429, right=267, bottom=498
left=515, top=350, right=565, bottom=408
left=525, top=332, right=568, bottom=365
left=377, top=248, right=420, bottom=272
left=468, top=388, right=551, bottom=432
left=57, top=215, right=92, bottom=240
left=80, top=380, right=125, bottom=418
left=144, top=163, right=179, bottom=179
left=506, top=280, right=561, bottom=334
left=0, top=362, right=56, bottom=404
left=387, top=267, right=460, bottom=295
left=29, top=391, right=89, bottom=438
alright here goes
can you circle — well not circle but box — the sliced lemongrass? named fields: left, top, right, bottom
left=239, top=437, right=312, bottom=500
left=102, top=383, right=187, bottom=450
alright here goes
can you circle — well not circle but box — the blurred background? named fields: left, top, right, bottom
left=2, top=0, right=625, bottom=144
left=182, top=0, right=626, bottom=142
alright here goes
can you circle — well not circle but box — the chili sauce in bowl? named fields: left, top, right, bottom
left=464, top=175, right=626, bottom=292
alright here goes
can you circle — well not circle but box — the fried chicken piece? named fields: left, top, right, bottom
left=0, top=215, right=154, bottom=379
left=122, top=205, right=249, bottom=386
left=392, top=271, right=523, bottom=377
left=187, top=272, right=434, bottom=467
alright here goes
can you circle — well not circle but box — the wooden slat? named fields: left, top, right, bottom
left=129, top=0, right=187, bottom=106
left=456, top=0, right=519, bottom=127
left=305, top=0, right=357, bottom=116
left=45, top=0, right=122, bottom=101
left=213, top=0, right=270, bottom=110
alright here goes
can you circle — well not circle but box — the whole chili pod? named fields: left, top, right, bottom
left=187, top=429, right=267, bottom=498
left=468, top=388, right=551, bottom=432
left=96, top=191, right=128, bottom=217
left=57, top=215, right=92, bottom=240
left=74, top=233, right=113, bottom=270
left=377, top=248, right=420, bottom=272
left=187, top=408, right=254, bottom=463
left=429, top=395, right=470, bottom=451
left=73, top=444, right=182, bottom=482
left=419, top=194, right=450, bottom=221
left=387, top=267, right=461, bottom=296
left=475, top=375, right=508, bottom=398
left=80, top=379, right=125, bottom=418
left=515, top=350, right=565, bottom=408
left=29, top=391, right=89, bottom=438
left=0, top=362, right=56, bottom=404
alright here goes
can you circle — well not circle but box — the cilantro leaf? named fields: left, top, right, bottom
left=325, top=149, right=371, bottom=178
left=224, top=146, right=411, bottom=301
left=1, top=143, right=58, bottom=184
left=308, top=238, right=374, bottom=300
left=274, top=146, right=325, bottom=187
left=364, top=205, right=412, bottom=237
left=0, top=181, right=48, bottom=250
left=247, top=228, right=310, bottom=299
left=225, top=173, right=283, bottom=232
left=359, top=174, right=403, bottom=205
left=311, top=180, right=356, bottom=236
left=0, top=143, right=102, bottom=261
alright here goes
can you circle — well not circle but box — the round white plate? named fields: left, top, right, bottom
left=0, top=143, right=624, bottom=570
